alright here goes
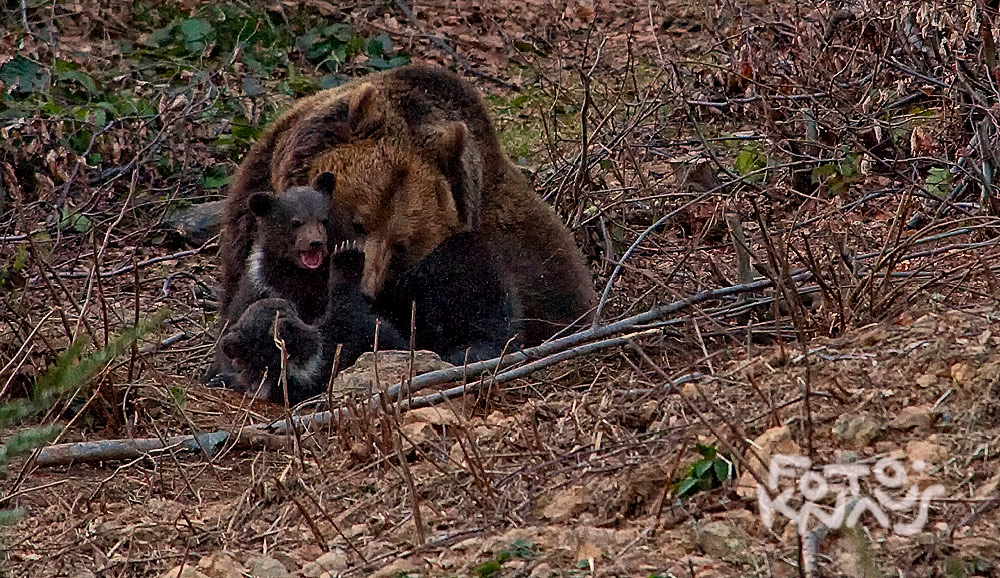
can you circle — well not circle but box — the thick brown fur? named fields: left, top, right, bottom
left=218, top=64, right=596, bottom=345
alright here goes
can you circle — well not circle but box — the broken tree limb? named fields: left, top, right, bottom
left=33, top=273, right=808, bottom=467
left=34, top=429, right=284, bottom=467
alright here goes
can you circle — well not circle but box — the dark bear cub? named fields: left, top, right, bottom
left=374, top=231, right=520, bottom=365
left=232, top=184, right=335, bottom=324
left=204, top=181, right=341, bottom=386
left=220, top=298, right=324, bottom=402
left=220, top=233, right=519, bottom=404
left=221, top=249, right=407, bottom=404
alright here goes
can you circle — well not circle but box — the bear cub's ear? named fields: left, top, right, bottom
left=313, top=172, right=336, bottom=196
left=249, top=192, right=276, bottom=217
left=276, top=317, right=321, bottom=362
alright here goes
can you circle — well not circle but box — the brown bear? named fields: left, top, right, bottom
left=216, top=64, right=595, bottom=354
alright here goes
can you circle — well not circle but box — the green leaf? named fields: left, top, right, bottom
left=696, top=443, right=717, bottom=459
left=693, top=459, right=713, bottom=478
left=13, top=245, right=27, bottom=272
left=713, top=458, right=730, bottom=482
left=58, top=69, right=99, bottom=95
left=170, top=386, right=187, bottom=409
left=364, top=34, right=392, bottom=57
left=146, top=23, right=177, bottom=47
left=57, top=206, right=94, bottom=234
left=734, top=144, right=766, bottom=181
left=674, top=476, right=700, bottom=497
left=0, top=55, right=48, bottom=94
left=810, top=164, right=838, bottom=184
left=324, top=23, right=355, bottom=42
left=202, top=173, right=232, bottom=189
left=513, top=40, right=538, bottom=53
left=925, top=167, right=952, bottom=199
left=2, top=424, right=61, bottom=458
left=179, top=18, right=213, bottom=43
left=473, top=560, right=502, bottom=578
left=0, top=509, right=24, bottom=526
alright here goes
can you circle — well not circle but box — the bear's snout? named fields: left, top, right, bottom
left=295, top=222, right=329, bottom=269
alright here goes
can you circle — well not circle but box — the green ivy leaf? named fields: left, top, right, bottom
left=58, top=69, right=99, bottom=95
left=713, top=458, right=730, bottom=482
left=170, top=386, right=187, bottom=409
left=179, top=18, right=213, bottom=43
left=364, top=34, right=392, bottom=58
left=734, top=144, right=767, bottom=181
left=674, top=476, right=701, bottom=498
left=925, top=167, right=952, bottom=199
left=0, top=55, right=48, bottom=94
left=146, top=23, right=177, bottom=47
left=693, top=459, right=714, bottom=478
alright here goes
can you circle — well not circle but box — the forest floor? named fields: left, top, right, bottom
left=2, top=1, right=1000, bottom=576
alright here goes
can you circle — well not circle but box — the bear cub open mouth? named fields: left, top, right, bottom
left=299, top=247, right=327, bottom=269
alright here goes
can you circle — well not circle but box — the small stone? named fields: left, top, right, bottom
left=832, top=413, right=882, bottom=447
left=975, top=473, right=1000, bottom=499
left=332, top=350, right=453, bottom=398
left=692, top=520, right=748, bottom=560
left=737, top=426, right=802, bottom=496
left=198, top=552, right=245, bottom=578
left=302, top=550, right=349, bottom=578
left=540, top=486, right=590, bottom=521
left=371, top=558, right=424, bottom=578
left=404, top=406, right=463, bottom=427
left=528, top=562, right=556, bottom=578
left=449, top=441, right=467, bottom=467
left=246, top=557, right=290, bottom=578
left=890, top=405, right=933, bottom=431
left=951, top=362, right=971, bottom=384
left=159, top=567, right=210, bottom=578
left=905, top=440, right=949, bottom=466
left=400, top=421, right=434, bottom=446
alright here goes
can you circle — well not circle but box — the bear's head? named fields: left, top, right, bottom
left=249, top=185, right=332, bottom=271
left=221, top=298, right=322, bottom=402
left=307, top=83, right=483, bottom=298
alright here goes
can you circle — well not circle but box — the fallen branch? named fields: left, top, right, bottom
left=34, top=429, right=284, bottom=467
left=33, top=274, right=807, bottom=467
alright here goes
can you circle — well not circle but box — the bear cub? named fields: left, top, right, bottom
left=219, top=227, right=520, bottom=404
left=232, top=183, right=337, bottom=324
left=205, top=178, right=348, bottom=386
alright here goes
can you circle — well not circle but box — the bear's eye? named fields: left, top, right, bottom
left=320, top=218, right=330, bottom=226
left=393, top=241, right=406, bottom=255
left=291, top=218, right=303, bottom=228
left=352, top=221, right=367, bottom=236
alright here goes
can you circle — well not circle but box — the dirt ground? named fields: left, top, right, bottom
left=3, top=0, right=1000, bottom=576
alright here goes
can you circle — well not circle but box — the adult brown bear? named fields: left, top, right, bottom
left=210, top=65, right=595, bottom=385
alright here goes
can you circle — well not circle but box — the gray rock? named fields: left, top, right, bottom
left=160, top=200, right=225, bottom=246
left=331, top=350, right=453, bottom=401
left=246, top=556, right=290, bottom=578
